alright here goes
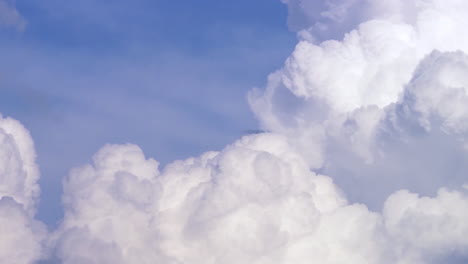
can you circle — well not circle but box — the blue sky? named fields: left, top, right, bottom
left=0, top=0, right=296, bottom=227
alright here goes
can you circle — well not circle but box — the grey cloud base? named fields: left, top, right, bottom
left=2, top=0, right=468, bottom=263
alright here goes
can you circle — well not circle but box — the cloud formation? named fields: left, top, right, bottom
left=1, top=0, right=468, bottom=263
left=0, top=115, right=46, bottom=264
left=52, top=134, right=468, bottom=263
left=53, top=135, right=346, bottom=263
left=249, top=0, right=468, bottom=207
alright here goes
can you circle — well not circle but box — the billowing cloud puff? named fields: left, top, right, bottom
left=252, top=0, right=468, bottom=119
left=398, top=51, right=468, bottom=135
left=54, top=135, right=348, bottom=263
left=249, top=0, right=468, bottom=206
left=253, top=0, right=468, bottom=114
left=54, top=134, right=468, bottom=263
left=0, top=197, right=46, bottom=264
left=0, top=115, right=46, bottom=264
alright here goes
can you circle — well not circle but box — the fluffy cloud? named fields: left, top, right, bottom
left=53, top=135, right=347, bottom=263
left=0, top=197, right=46, bottom=264
left=0, top=115, right=46, bottom=264
left=53, top=133, right=468, bottom=263
left=249, top=0, right=468, bottom=206
left=3, top=0, right=468, bottom=263
left=0, top=115, right=40, bottom=213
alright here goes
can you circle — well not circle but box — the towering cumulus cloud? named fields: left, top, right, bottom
left=0, top=115, right=46, bottom=264
left=3, top=0, right=468, bottom=263
left=250, top=0, right=468, bottom=208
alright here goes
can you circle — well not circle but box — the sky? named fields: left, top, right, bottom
left=2, top=0, right=468, bottom=263
left=0, top=0, right=296, bottom=227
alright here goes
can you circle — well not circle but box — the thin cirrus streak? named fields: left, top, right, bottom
left=1, top=0, right=468, bottom=263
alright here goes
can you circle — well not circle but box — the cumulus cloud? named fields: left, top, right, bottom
left=52, top=134, right=468, bottom=263
left=249, top=0, right=468, bottom=207
left=0, top=115, right=40, bottom=213
left=0, top=115, right=46, bottom=264
left=53, top=135, right=346, bottom=263
left=2, top=0, right=468, bottom=263
left=0, top=0, right=26, bottom=31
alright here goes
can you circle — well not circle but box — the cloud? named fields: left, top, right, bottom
left=384, top=188, right=468, bottom=262
left=2, top=0, right=468, bottom=263
left=249, top=0, right=468, bottom=207
left=0, top=0, right=26, bottom=31
left=0, top=115, right=46, bottom=264
left=53, top=135, right=346, bottom=263
left=0, top=114, right=40, bottom=213
left=52, top=133, right=468, bottom=263
left=0, top=197, right=46, bottom=264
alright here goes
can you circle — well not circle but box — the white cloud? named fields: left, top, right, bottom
left=52, top=133, right=468, bottom=263
left=0, top=115, right=40, bottom=213
left=0, top=115, right=46, bottom=264
left=0, top=197, right=46, bottom=264
left=249, top=0, right=468, bottom=204
left=50, top=0, right=468, bottom=262
left=53, top=135, right=347, bottom=263
left=2, top=0, right=468, bottom=263
left=384, top=188, right=468, bottom=263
